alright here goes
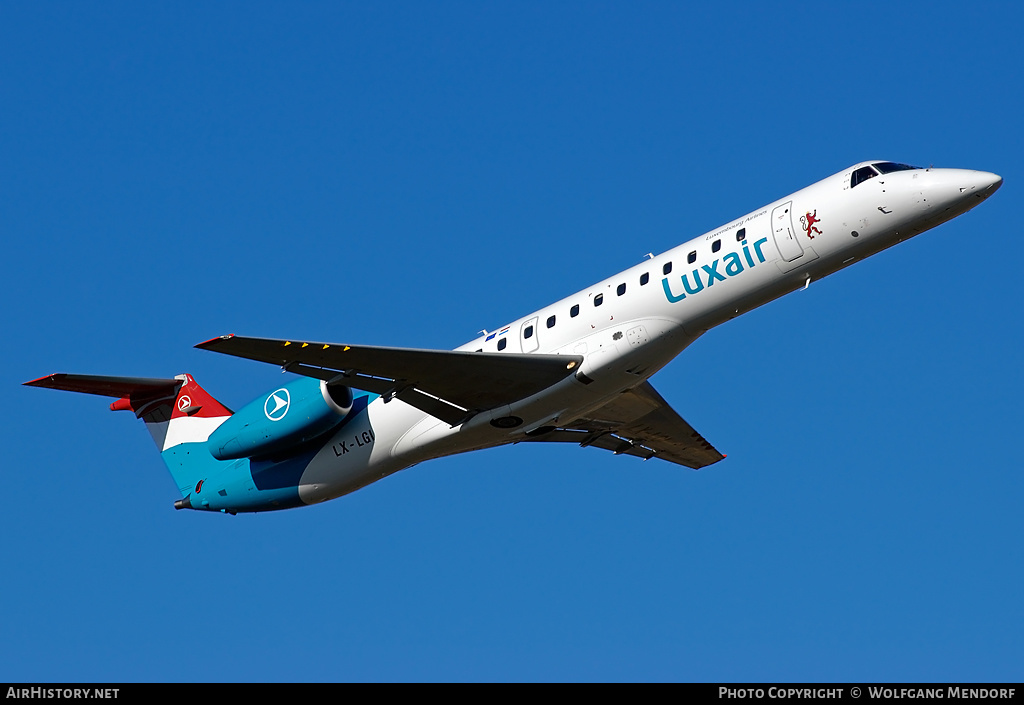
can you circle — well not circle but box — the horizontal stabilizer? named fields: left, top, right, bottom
left=196, top=334, right=583, bottom=426
left=24, top=373, right=182, bottom=400
left=523, top=381, right=724, bottom=469
left=25, top=372, right=232, bottom=462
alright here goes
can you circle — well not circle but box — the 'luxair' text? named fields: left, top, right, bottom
left=662, top=237, right=770, bottom=303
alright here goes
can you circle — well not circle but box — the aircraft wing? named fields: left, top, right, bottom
left=196, top=334, right=584, bottom=427
left=522, top=381, right=724, bottom=469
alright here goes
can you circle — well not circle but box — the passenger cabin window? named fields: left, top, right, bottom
left=712, top=239, right=721, bottom=253
left=640, top=272, right=649, bottom=285
left=851, top=166, right=879, bottom=188
left=736, top=228, right=746, bottom=242
left=524, top=325, right=534, bottom=339
left=594, top=293, right=604, bottom=307
left=873, top=162, right=919, bottom=174
left=687, top=251, right=696, bottom=264
left=617, top=283, right=626, bottom=296
left=497, top=338, right=507, bottom=351
left=570, top=304, right=580, bottom=317
left=663, top=262, right=672, bottom=275
left=547, top=315, right=556, bottom=328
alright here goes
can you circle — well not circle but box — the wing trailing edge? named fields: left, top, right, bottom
left=522, top=381, right=724, bottom=469
left=196, top=334, right=584, bottom=426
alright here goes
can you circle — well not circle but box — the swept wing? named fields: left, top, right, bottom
left=523, top=381, right=724, bottom=469
left=196, top=334, right=584, bottom=426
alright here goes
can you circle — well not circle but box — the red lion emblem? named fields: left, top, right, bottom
left=801, top=210, right=822, bottom=239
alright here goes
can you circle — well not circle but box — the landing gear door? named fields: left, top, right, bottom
left=771, top=201, right=804, bottom=262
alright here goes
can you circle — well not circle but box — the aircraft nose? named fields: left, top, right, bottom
left=961, top=170, right=1002, bottom=199
left=982, top=172, right=1003, bottom=193
left=921, top=168, right=1002, bottom=219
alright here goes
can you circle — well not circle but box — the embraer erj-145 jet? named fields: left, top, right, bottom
left=26, top=161, right=1001, bottom=514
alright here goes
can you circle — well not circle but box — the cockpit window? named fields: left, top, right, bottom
left=851, top=166, right=879, bottom=188
left=873, top=162, right=919, bottom=174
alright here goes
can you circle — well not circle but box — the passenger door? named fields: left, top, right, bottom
left=520, top=317, right=539, bottom=353
left=771, top=201, right=804, bottom=262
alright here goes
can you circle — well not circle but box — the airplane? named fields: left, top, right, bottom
left=25, top=161, right=1002, bottom=514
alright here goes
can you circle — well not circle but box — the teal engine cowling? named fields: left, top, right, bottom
left=207, top=376, right=354, bottom=460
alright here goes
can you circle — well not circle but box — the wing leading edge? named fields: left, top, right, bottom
left=522, top=381, right=724, bottom=469
left=196, top=334, right=584, bottom=426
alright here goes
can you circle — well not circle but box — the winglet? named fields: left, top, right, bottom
left=23, top=373, right=59, bottom=388
left=196, top=334, right=236, bottom=349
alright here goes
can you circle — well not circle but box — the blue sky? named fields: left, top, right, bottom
left=3, top=2, right=1022, bottom=682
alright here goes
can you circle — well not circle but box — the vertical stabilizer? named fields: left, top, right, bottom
left=136, top=373, right=233, bottom=451
left=24, top=372, right=236, bottom=498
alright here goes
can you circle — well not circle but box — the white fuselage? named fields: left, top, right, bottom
left=294, top=162, right=1001, bottom=504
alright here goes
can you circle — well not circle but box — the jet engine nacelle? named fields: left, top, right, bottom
left=207, top=376, right=353, bottom=460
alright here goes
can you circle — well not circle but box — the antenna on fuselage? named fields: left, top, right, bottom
left=645, top=253, right=654, bottom=259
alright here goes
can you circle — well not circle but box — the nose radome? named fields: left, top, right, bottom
left=982, top=172, right=1003, bottom=193
left=922, top=168, right=1001, bottom=215
left=961, top=170, right=1002, bottom=196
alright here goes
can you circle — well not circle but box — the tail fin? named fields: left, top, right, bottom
left=129, top=373, right=233, bottom=452
left=24, top=373, right=234, bottom=496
